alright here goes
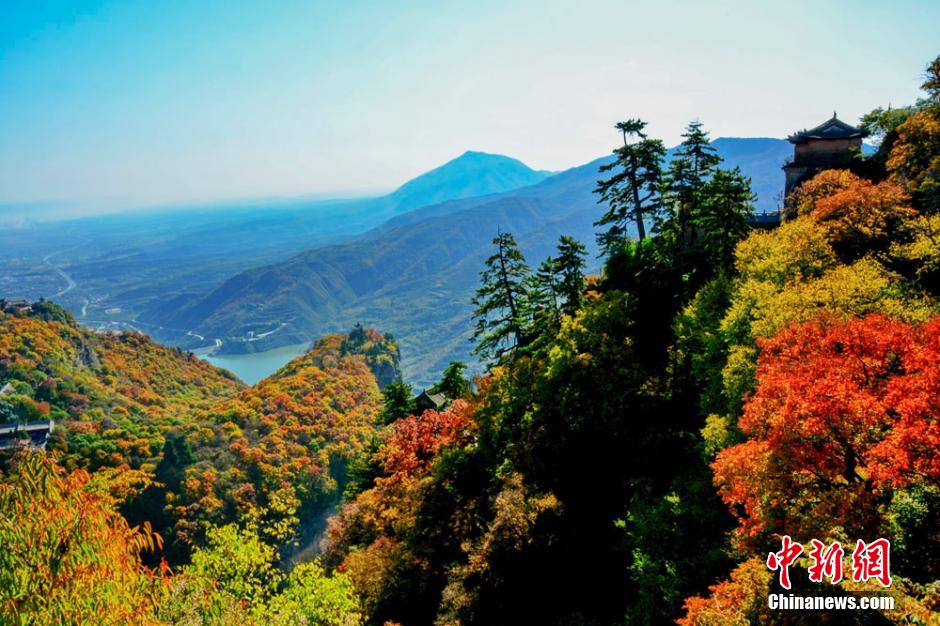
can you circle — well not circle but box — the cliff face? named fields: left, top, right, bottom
left=339, top=325, right=402, bottom=389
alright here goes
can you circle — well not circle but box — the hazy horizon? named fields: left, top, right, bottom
left=0, top=140, right=770, bottom=223
left=2, top=0, right=938, bottom=214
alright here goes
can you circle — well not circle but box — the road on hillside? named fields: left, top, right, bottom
left=42, top=250, right=77, bottom=297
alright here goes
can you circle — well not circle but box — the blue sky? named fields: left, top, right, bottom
left=1, top=0, right=938, bottom=211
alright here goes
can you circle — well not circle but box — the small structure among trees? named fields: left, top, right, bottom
left=413, top=389, right=449, bottom=414
left=0, top=419, right=55, bottom=451
left=783, top=114, right=870, bottom=201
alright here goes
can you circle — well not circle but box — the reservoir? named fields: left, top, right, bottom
left=201, top=342, right=310, bottom=385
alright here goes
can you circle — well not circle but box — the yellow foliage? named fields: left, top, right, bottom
left=735, top=257, right=931, bottom=340
left=0, top=453, right=165, bottom=625
left=438, top=473, right=561, bottom=622
left=734, top=218, right=836, bottom=286
left=892, top=213, right=940, bottom=279
left=726, top=219, right=936, bottom=344
left=700, top=414, right=735, bottom=458
left=338, top=537, right=402, bottom=614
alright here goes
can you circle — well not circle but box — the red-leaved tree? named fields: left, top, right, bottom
left=713, top=315, right=940, bottom=547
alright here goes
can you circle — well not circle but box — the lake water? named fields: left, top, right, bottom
left=201, top=342, right=310, bottom=385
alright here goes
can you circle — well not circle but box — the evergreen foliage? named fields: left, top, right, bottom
left=595, top=119, right=667, bottom=248
left=471, top=232, right=533, bottom=362
left=378, top=379, right=415, bottom=425
left=428, top=361, right=471, bottom=399
left=555, top=235, right=588, bottom=314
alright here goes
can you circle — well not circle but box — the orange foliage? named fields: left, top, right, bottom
left=382, top=400, right=474, bottom=481
left=174, top=333, right=390, bottom=540
left=789, top=169, right=861, bottom=216
left=0, top=453, right=165, bottom=625
left=0, top=309, right=242, bottom=473
left=812, top=178, right=915, bottom=253
left=789, top=169, right=916, bottom=258
left=677, top=557, right=770, bottom=626
left=887, top=109, right=940, bottom=201
left=325, top=401, right=477, bottom=607
left=713, top=315, right=940, bottom=546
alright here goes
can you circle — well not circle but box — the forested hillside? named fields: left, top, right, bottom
left=1, top=307, right=399, bottom=621
left=1, top=54, right=938, bottom=626
left=0, top=300, right=243, bottom=472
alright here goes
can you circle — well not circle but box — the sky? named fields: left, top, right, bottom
left=1, top=0, right=938, bottom=213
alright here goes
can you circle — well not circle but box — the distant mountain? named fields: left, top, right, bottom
left=390, top=151, right=551, bottom=211
left=709, top=137, right=792, bottom=213
left=145, top=138, right=797, bottom=385
left=0, top=150, right=549, bottom=327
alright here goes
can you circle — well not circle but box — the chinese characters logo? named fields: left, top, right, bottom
left=766, top=536, right=892, bottom=589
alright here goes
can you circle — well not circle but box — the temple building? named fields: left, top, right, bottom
left=413, top=389, right=449, bottom=413
left=749, top=113, right=869, bottom=229
left=783, top=113, right=869, bottom=200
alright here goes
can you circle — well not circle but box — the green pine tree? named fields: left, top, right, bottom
left=378, top=380, right=414, bottom=425
left=658, top=120, right=721, bottom=245
left=471, top=232, right=532, bottom=363
left=555, top=235, right=588, bottom=314
left=595, top=119, right=666, bottom=250
left=429, top=361, right=471, bottom=399
left=695, top=167, right=755, bottom=269
left=527, top=257, right=563, bottom=351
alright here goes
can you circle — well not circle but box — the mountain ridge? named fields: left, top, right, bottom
left=389, top=150, right=552, bottom=211
left=144, top=138, right=799, bottom=384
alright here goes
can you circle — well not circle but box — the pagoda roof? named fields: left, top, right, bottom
left=788, top=114, right=869, bottom=144
left=414, top=389, right=449, bottom=410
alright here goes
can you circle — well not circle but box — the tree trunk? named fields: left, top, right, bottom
left=629, top=153, right=646, bottom=241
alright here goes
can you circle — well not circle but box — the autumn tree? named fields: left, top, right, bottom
left=471, top=232, right=532, bottom=362
left=677, top=557, right=770, bottom=626
left=595, top=118, right=666, bottom=247
left=888, top=109, right=940, bottom=212
left=922, top=54, right=940, bottom=107
left=812, top=176, right=915, bottom=259
left=161, top=523, right=363, bottom=625
left=860, top=104, right=918, bottom=176
left=788, top=169, right=917, bottom=260
left=712, top=315, right=940, bottom=548
left=788, top=168, right=861, bottom=216
left=0, top=453, right=165, bottom=625
left=883, top=55, right=940, bottom=211
left=381, top=400, right=474, bottom=481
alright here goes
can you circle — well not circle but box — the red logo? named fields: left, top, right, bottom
left=766, top=537, right=892, bottom=588
left=766, top=535, right=803, bottom=589
left=807, top=539, right=844, bottom=584
left=851, top=538, right=892, bottom=587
